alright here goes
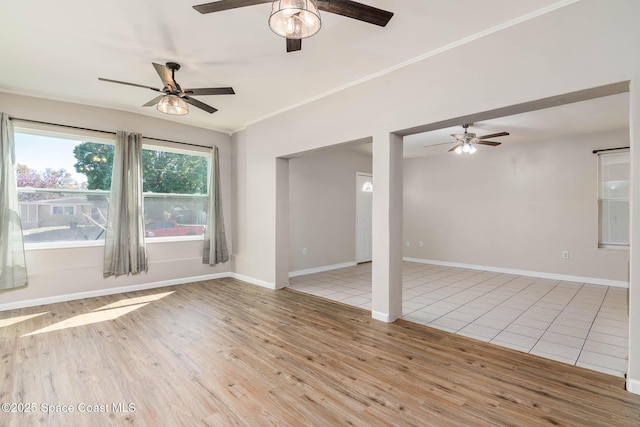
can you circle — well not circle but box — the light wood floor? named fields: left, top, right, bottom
left=2, top=278, right=640, bottom=426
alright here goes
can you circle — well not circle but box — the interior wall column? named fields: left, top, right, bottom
left=275, top=157, right=290, bottom=289
left=628, top=77, right=640, bottom=394
left=371, top=132, right=403, bottom=322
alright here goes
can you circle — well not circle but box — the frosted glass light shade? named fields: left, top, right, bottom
left=456, top=142, right=477, bottom=155
left=269, top=0, right=321, bottom=39
left=361, top=181, right=373, bottom=192
left=157, top=95, right=189, bottom=115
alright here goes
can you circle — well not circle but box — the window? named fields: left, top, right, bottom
left=141, top=147, right=208, bottom=239
left=14, top=129, right=209, bottom=245
left=15, top=131, right=112, bottom=245
left=51, top=206, right=76, bottom=215
left=598, top=150, right=629, bottom=248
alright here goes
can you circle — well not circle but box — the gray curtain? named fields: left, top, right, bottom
left=0, top=113, right=28, bottom=290
left=203, top=146, right=229, bottom=265
left=104, top=131, right=147, bottom=277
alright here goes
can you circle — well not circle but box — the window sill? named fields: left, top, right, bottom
left=598, top=245, right=629, bottom=251
left=24, top=235, right=204, bottom=251
left=145, top=235, right=204, bottom=244
left=25, top=240, right=105, bottom=251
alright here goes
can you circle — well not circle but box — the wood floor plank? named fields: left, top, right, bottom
left=1, top=277, right=640, bottom=426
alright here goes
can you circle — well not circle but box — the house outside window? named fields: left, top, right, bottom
left=15, top=130, right=111, bottom=244
left=598, top=150, right=629, bottom=248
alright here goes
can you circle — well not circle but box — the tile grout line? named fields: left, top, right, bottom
left=574, top=285, right=613, bottom=369
left=486, top=278, right=568, bottom=347
left=401, top=269, right=507, bottom=317
left=527, top=282, right=603, bottom=365
left=421, top=273, right=547, bottom=332
left=446, top=277, right=538, bottom=332
left=406, top=271, right=523, bottom=325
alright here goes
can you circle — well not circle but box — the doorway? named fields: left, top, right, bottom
left=356, top=172, right=373, bottom=263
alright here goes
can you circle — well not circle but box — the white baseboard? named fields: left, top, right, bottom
left=403, top=257, right=629, bottom=288
left=289, top=261, right=357, bottom=278
left=228, top=273, right=276, bottom=289
left=0, top=273, right=230, bottom=312
left=0, top=271, right=281, bottom=312
left=371, top=310, right=403, bottom=323
left=372, top=310, right=391, bottom=323
left=627, top=377, right=640, bottom=395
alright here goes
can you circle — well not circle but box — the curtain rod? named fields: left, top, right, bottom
left=8, top=116, right=212, bottom=150
left=592, top=147, right=629, bottom=154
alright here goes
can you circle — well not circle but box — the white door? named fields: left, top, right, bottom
left=356, top=173, right=373, bottom=263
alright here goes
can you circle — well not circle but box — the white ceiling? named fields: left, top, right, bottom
left=0, top=0, right=573, bottom=134
left=402, top=92, right=630, bottom=158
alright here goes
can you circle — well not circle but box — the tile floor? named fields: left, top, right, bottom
left=289, top=261, right=629, bottom=377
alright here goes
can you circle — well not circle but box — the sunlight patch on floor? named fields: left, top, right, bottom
left=20, top=290, right=176, bottom=337
left=0, top=312, right=49, bottom=328
left=96, top=291, right=175, bottom=311
left=22, top=303, right=149, bottom=336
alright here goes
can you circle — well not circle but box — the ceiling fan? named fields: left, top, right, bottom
left=425, top=124, right=509, bottom=155
left=98, top=62, right=235, bottom=115
left=192, top=0, right=394, bottom=52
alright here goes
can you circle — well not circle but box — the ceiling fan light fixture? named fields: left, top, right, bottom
left=157, top=94, right=189, bottom=115
left=455, top=142, right=477, bottom=155
left=269, top=0, right=321, bottom=39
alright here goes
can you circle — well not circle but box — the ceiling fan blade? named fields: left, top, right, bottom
left=183, top=96, right=218, bottom=114
left=287, top=38, right=302, bottom=52
left=193, top=0, right=271, bottom=14
left=98, top=78, right=162, bottom=92
left=448, top=144, right=462, bottom=152
left=142, top=95, right=166, bottom=107
left=152, top=62, right=178, bottom=91
left=450, top=133, right=465, bottom=140
left=478, top=131, right=509, bottom=139
left=184, top=87, right=235, bottom=96
left=476, top=141, right=502, bottom=146
left=317, top=0, right=393, bottom=27
left=424, top=142, right=456, bottom=148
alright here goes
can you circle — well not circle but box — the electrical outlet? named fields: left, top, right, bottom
left=562, top=250, right=569, bottom=259
left=405, top=241, right=410, bottom=248
left=302, top=247, right=307, bottom=256
left=419, top=240, right=424, bottom=247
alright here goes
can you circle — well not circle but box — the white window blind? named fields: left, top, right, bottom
left=598, top=150, right=629, bottom=247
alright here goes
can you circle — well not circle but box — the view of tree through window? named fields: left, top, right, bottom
left=73, top=142, right=114, bottom=190
left=15, top=131, right=209, bottom=244
left=72, top=142, right=208, bottom=194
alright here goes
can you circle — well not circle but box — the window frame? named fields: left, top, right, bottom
left=14, top=126, right=211, bottom=249
left=597, top=149, right=630, bottom=250
left=140, top=143, right=210, bottom=241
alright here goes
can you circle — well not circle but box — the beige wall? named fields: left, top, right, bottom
left=403, top=128, right=629, bottom=282
left=0, top=92, right=233, bottom=308
left=288, top=147, right=372, bottom=272
left=229, top=1, right=640, bottom=387
left=232, top=1, right=640, bottom=286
